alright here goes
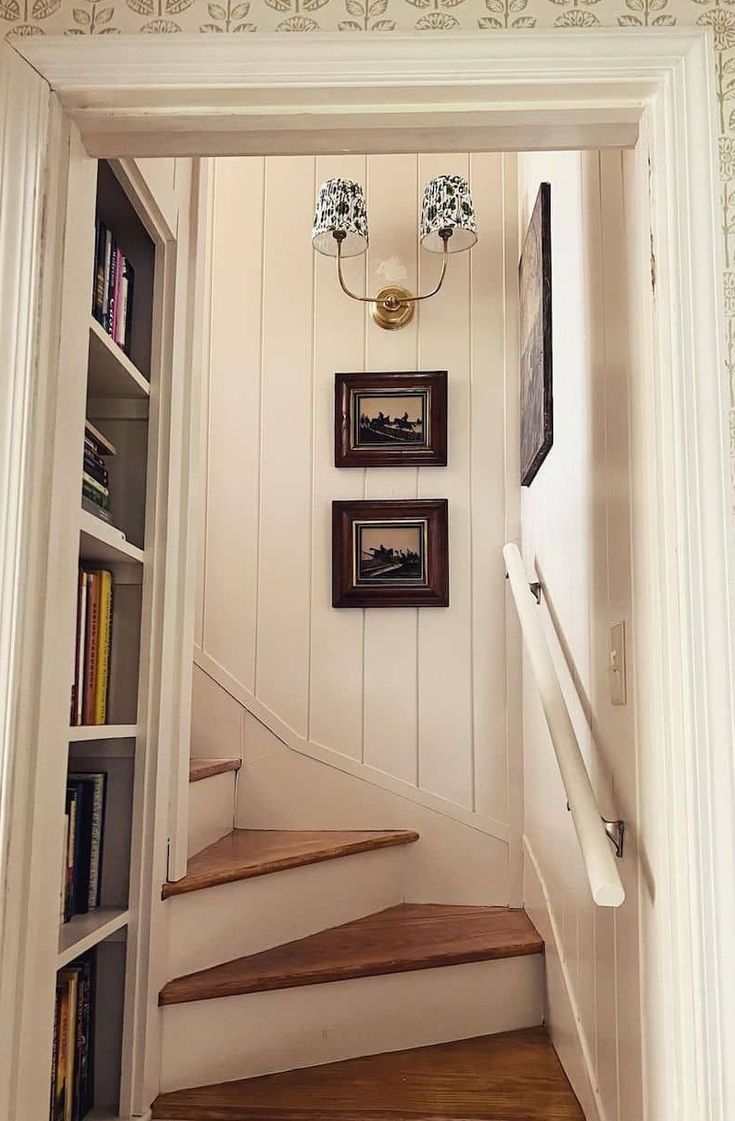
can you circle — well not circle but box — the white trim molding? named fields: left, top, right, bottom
left=0, top=41, right=52, bottom=1121
left=193, top=645, right=511, bottom=842
left=0, top=27, right=732, bottom=1121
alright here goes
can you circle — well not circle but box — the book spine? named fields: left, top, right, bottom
left=65, top=791, right=77, bottom=922
left=70, top=571, right=84, bottom=725
left=60, top=814, right=69, bottom=924
left=54, top=981, right=69, bottom=1121
left=112, top=248, right=122, bottom=343
left=82, top=454, right=108, bottom=487
left=50, top=981, right=61, bottom=1121
left=86, top=775, right=107, bottom=909
left=62, top=972, right=78, bottom=1121
left=94, top=573, right=113, bottom=726
left=81, top=496, right=111, bottom=524
left=81, top=472, right=110, bottom=501
left=76, top=573, right=87, bottom=726
left=123, top=259, right=134, bottom=357
left=82, top=572, right=100, bottom=725
left=81, top=483, right=111, bottom=512
left=93, top=223, right=106, bottom=325
left=118, top=264, right=129, bottom=350
left=106, top=244, right=118, bottom=339
left=102, top=229, right=112, bottom=332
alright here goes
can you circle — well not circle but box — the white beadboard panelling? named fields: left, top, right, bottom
left=362, top=153, right=420, bottom=785
left=203, top=158, right=264, bottom=690
left=199, top=152, right=516, bottom=834
left=308, top=154, right=367, bottom=761
left=471, top=152, right=513, bottom=824
left=416, top=152, right=473, bottom=809
left=256, top=157, right=315, bottom=737
left=518, top=149, right=642, bottom=1121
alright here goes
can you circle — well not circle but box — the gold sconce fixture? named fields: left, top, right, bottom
left=311, top=174, right=478, bottom=330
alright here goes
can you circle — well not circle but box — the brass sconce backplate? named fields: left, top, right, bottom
left=371, top=285, right=415, bottom=331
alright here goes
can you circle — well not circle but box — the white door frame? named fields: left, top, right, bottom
left=1, top=28, right=733, bottom=1121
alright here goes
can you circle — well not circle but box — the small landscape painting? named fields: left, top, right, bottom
left=332, top=499, right=449, bottom=608
left=335, top=371, right=447, bottom=467
left=355, top=521, right=426, bottom=585
left=519, top=182, right=553, bottom=487
left=355, top=392, right=427, bottom=448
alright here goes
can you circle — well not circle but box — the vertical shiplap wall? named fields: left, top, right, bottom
left=518, top=150, right=642, bottom=1121
left=195, top=153, right=517, bottom=822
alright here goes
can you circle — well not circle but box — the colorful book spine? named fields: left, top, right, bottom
left=91, top=220, right=136, bottom=355
left=94, top=572, right=113, bottom=725
left=82, top=572, right=100, bottom=726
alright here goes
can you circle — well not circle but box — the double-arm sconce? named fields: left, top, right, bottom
left=312, top=174, right=478, bottom=331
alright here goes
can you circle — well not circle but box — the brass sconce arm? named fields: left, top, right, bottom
left=333, top=228, right=451, bottom=330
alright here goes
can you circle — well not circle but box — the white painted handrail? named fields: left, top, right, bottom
left=503, top=543, right=625, bottom=908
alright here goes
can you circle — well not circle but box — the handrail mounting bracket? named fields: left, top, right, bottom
left=529, top=581, right=542, bottom=605
left=602, top=818, right=625, bottom=859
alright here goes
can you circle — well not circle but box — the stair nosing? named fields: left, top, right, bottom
left=162, top=828, right=419, bottom=900
left=189, top=758, right=242, bottom=784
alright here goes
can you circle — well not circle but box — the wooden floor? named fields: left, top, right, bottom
left=152, top=1027, right=584, bottom=1120
left=160, top=903, right=543, bottom=1005
left=162, top=828, right=420, bottom=899
left=189, top=758, right=242, bottom=784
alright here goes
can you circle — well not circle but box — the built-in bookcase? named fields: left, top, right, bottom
left=54, top=159, right=160, bottom=1121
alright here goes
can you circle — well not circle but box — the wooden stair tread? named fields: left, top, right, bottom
left=189, top=758, right=242, bottom=783
left=162, top=829, right=419, bottom=900
left=152, top=1027, right=583, bottom=1119
left=160, top=903, right=543, bottom=1005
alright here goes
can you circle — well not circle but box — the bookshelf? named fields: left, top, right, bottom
left=35, top=155, right=199, bottom=1121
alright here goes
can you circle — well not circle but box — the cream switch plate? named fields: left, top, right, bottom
left=609, top=621, right=627, bottom=706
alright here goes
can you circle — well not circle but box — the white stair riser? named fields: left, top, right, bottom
left=160, top=954, right=544, bottom=1092
left=166, top=845, right=410, bottom=978
left=188, top=772, right=236, bottom=859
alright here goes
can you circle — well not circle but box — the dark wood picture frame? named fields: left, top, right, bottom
left=332, top=499, right=449, bottom=608
left=519, top=182, right=553, bottom=486
left=335, top=370, right=447, bottom=468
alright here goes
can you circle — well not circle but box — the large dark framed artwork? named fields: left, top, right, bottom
left=332, top=499, right=449, bottom=608
left=519, top=182, right=553, bottom=486
left=334, top=370, right=447, bottom=468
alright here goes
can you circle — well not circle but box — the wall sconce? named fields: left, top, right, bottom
left=312, top=175, right=478, bottom=331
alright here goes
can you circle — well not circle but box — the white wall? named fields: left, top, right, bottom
left=193, top=153, right=520, bottom=881
left=518, top=150, right=642, bottom=1121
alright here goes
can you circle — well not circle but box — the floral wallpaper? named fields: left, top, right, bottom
left=2, top=0, right=734, bottom=496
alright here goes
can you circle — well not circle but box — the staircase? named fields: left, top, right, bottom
left=152, top=756, right=583, bottom=1119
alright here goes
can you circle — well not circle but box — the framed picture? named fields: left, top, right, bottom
left=519, top=182, right=553, bottom=486
left=332, top=499, right=449, bottom=608
left=334, top=370, right=447, bottom=468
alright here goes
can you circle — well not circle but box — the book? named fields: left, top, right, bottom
left=82, top=572, right=100, bottom=726
left=94, top=572, right=113, bottom=725
left=53, top=979, right=70, bottom=1121
left=81, top=495, right=111, bottom=525
left=68, top=773, right=107, bottom=909
left=59, top=968, right=79, bottom=1121
left=64, top=787, right=78, bottom=923
left=71, top=570, right=86, bottom=725
left=66, top=779, right=93, bottom=915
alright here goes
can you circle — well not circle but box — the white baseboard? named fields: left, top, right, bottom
left=523, top=835, right=605, bottom=1121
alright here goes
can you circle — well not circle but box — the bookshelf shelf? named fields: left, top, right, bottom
left=58, top=908, right=129, bottom=969
left=88, top=317, right=150, bottom=400
left=69, top=724, right=137, bottom=742
left=80, top=509, right=144, bottom=566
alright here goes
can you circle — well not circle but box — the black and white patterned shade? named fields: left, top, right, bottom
left=420, top=175, right=478, bottom=253
left=312, top=177, right=369, bottom=257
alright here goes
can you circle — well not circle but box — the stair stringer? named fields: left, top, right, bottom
left=192, top=657, right=511, bottom=907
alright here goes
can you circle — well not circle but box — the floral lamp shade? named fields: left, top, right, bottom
left=420, top=174, right=478, bottom=253
left=312, top=177, right=369, bottom=257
